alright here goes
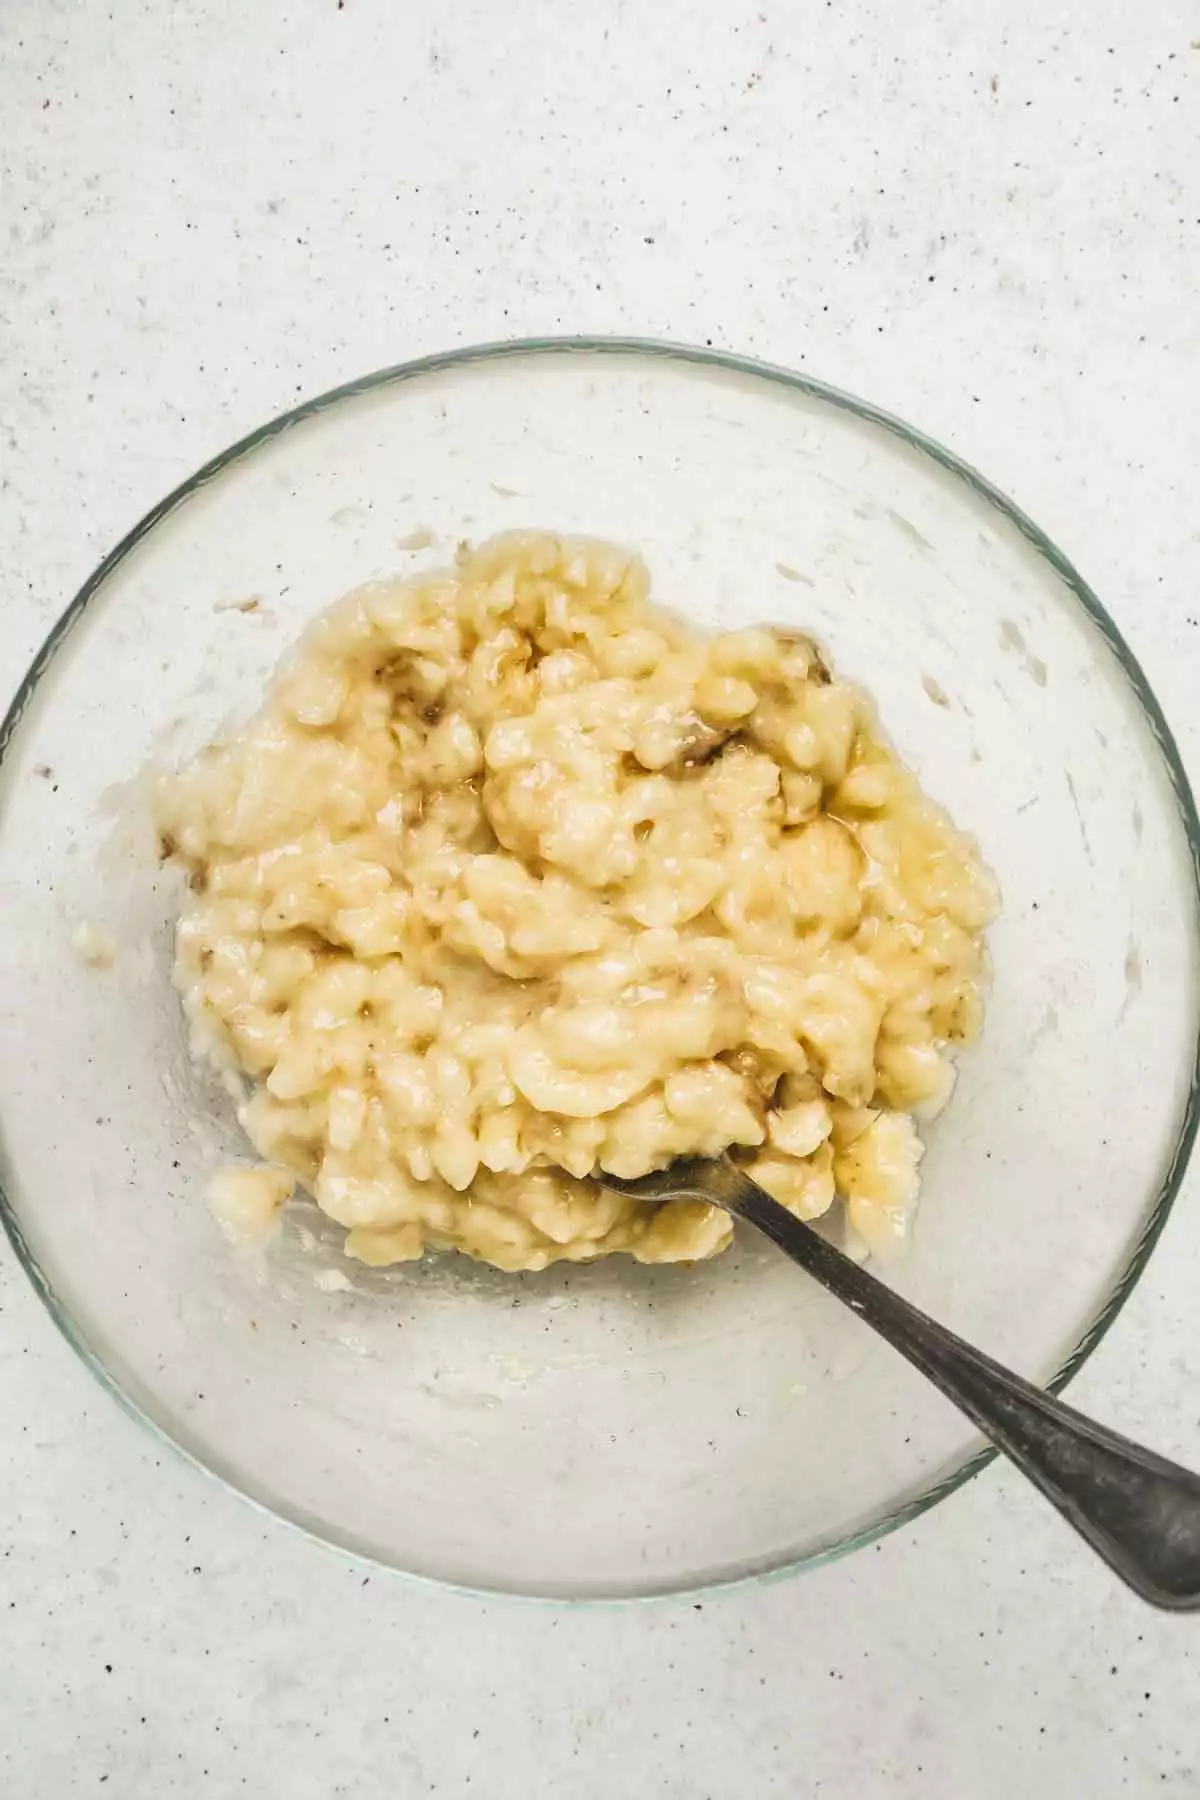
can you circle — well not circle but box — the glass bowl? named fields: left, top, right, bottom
left=1, top=339, right=1197, bottom=1601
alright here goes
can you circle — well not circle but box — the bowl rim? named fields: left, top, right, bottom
left=2, top=333, right=1198, bottom=1604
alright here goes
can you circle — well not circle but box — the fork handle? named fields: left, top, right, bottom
left=726, top=1169, right=1200, bottom=1611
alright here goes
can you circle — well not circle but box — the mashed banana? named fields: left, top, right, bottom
left=158, top=532, right=997, bottom=1272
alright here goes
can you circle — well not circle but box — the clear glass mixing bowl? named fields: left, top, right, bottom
left=1, top=340, right=1197, bottom=1600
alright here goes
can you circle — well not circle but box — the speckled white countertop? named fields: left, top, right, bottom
left=3, top=2, right=1199, bottom=1794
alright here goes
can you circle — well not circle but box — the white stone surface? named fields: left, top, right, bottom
left=2, top=0, right=1198, bottom=1792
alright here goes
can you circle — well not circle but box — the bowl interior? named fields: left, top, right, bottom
left=0, top=343, right=1196, bottom=1598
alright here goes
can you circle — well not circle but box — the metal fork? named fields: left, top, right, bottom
left=600, top=1155, right=1200, bottom=1610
